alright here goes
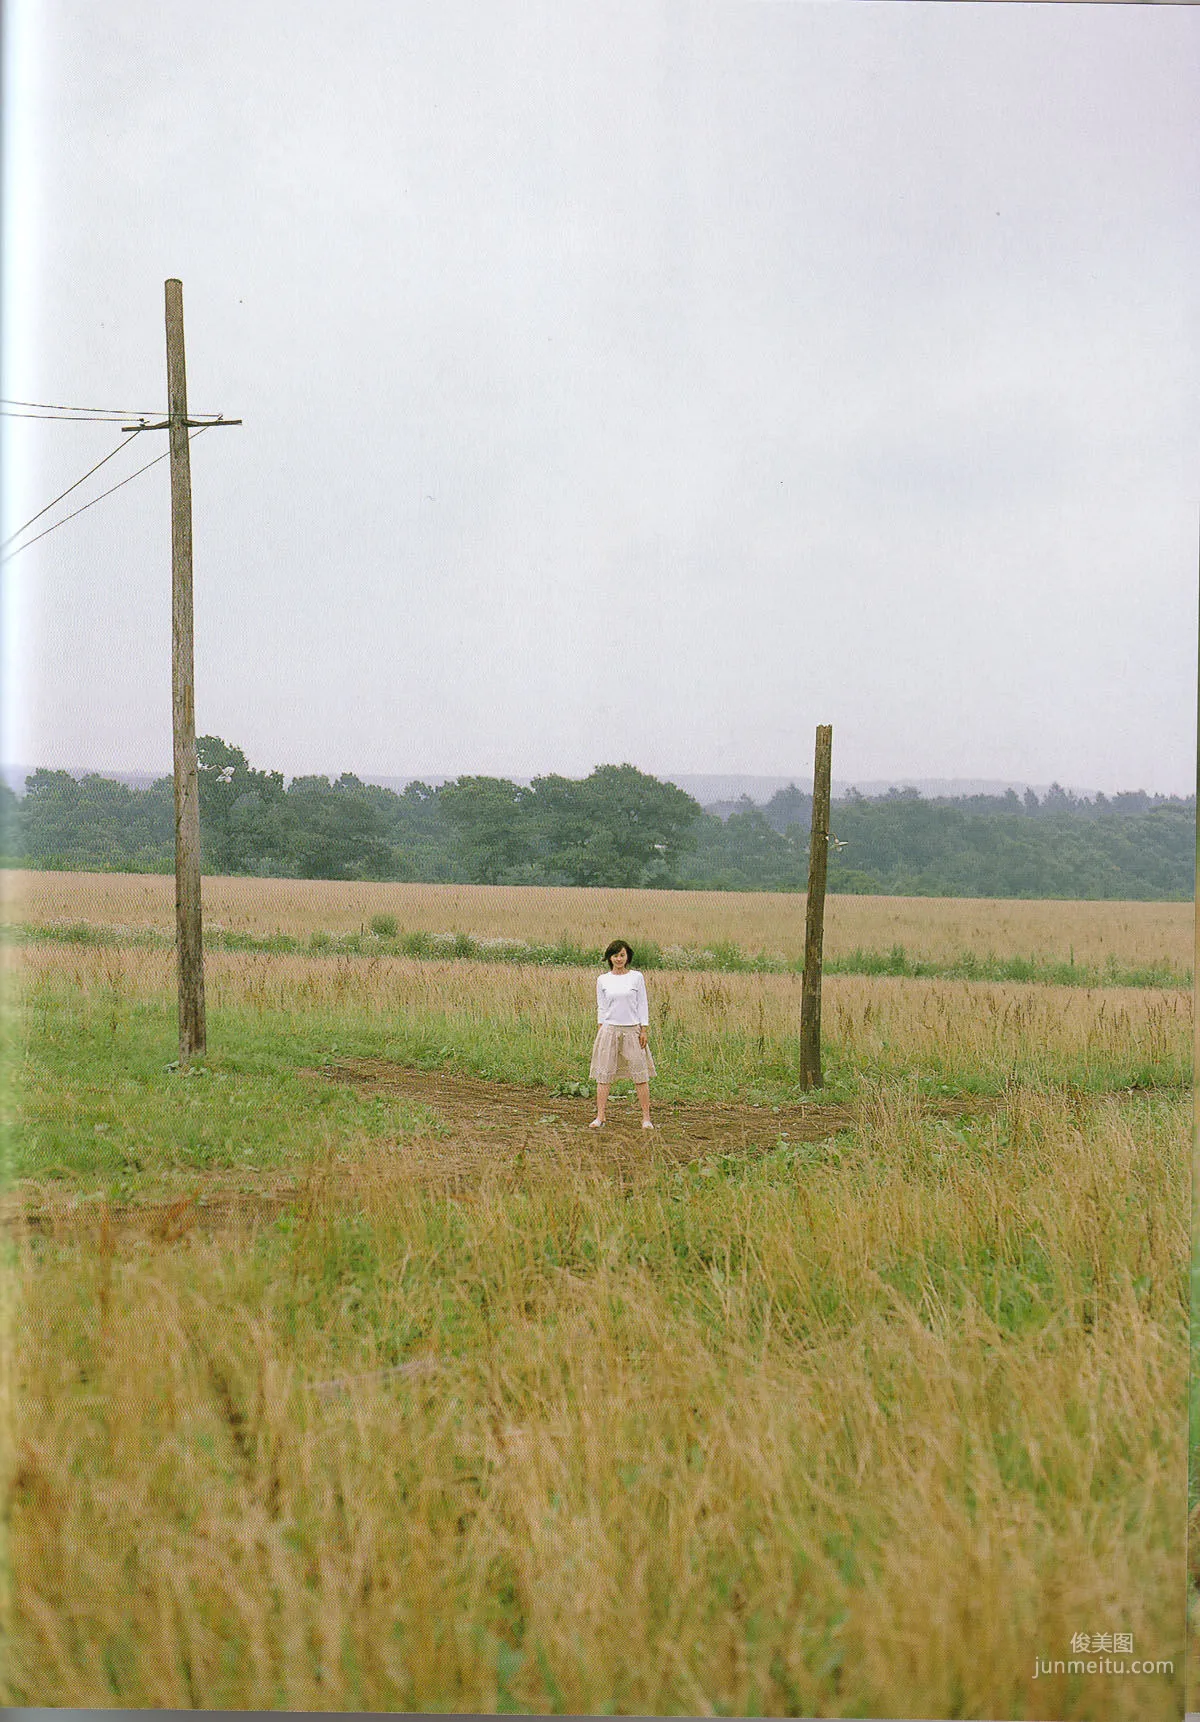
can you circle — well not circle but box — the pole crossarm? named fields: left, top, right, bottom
left=122, top=416, right=241, bottom=432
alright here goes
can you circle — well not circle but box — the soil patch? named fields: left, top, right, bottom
left=5, top=1062, right=1006, bottom=1241
left=310, top=1057, right=1003, bottom=1160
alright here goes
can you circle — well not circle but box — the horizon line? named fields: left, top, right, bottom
left=3, top=763, right=1194, bottom=802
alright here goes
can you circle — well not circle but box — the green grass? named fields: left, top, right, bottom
left=829, top=941, right=1189, bottom=990
left=9, top=990, right=451, bottom=1191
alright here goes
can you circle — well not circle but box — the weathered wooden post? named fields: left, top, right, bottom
left=165, top=278, right=206, bottom=1064
left=799, top=724, right=832, bottom=1090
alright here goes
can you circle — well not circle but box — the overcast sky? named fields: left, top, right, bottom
left=3, top=2, right=1198, bottom=794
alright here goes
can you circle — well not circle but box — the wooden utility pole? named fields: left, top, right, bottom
left=121, top=283, right=238, bottom=1065
left=799, top=724, right=833, bottom=1090
left=165, top=278, right=206, bottom=1064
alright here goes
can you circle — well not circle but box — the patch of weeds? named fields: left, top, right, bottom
left=977, top=1247, right=1058, bottom=1339
left=709, top=938, right=753, bottom=972
left=214, top=930, right=300, bottom=954
left=382, top=1102, right=448, bottom=1141
left=767, top=1133, right=852, bottom=1173
left=50, top=921, right=107, bottom=946
left=688, top=1146, right=771, bottom=1183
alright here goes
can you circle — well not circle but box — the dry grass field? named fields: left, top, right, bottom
left=3, top=867, right=1193, bottom=970
left=1, top=873, right=1192, bottom=1716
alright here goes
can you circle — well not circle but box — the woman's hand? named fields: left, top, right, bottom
left=638, top=1028, right=648, bottom=1049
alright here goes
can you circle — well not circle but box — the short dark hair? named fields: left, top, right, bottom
left=604, top=938, right=634, bottom=968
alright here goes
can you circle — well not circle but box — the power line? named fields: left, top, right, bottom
left=0, top=425, right=212, bottom=564
left=1, top=408, right=151, bottom=423
left=1, top=396, right=165, bottom=417
left=1, top=432, right=145, bottom=549
left=1, top=399, right=222, bottom=422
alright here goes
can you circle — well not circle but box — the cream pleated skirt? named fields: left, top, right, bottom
left=589, top=1024, right=656, bottom=1084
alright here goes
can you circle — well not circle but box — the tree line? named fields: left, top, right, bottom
left=2, top=737, right=1194, bottom=900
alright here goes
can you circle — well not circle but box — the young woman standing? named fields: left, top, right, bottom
left=589, top=938, right=655, bottom=1129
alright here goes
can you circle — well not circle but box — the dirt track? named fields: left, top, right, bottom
left=315, top=1057, right=871, bottom=1151
left=314, top=1057, right=1002, bottom=1157
left=7, top=1061, right=1008, bottom=1240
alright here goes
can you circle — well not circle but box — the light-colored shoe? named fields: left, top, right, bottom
left=589, top=1117, right=604, bottom=1129
left=642, top=1119, right=654, bottom=1130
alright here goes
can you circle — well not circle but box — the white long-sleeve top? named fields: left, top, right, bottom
left=596, top=969, right=649, bottom=1027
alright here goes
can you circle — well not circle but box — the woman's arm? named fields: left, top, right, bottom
left=634, top=973, right=649, bottom=1040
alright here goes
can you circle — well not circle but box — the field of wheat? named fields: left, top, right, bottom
left=1, top=874, right=1192, bottom=1716
left=3, top=867, right=1193, bottom=970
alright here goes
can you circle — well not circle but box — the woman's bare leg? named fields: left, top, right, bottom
left=593, top=1083, right=610, bottom=1124
left=636, top=1082, right=651, bottom=1124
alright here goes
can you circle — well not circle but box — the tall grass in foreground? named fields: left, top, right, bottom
left=3, top=1085, right=1186, bottom=1716
left=2, top=941, right=1189, bottom=1715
